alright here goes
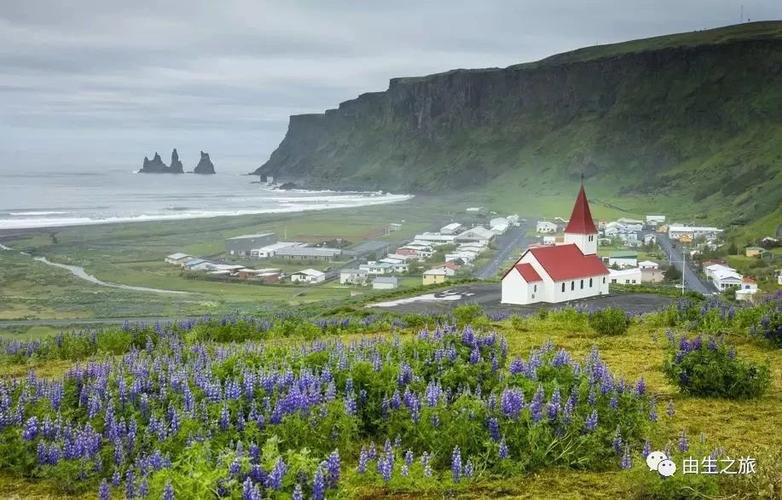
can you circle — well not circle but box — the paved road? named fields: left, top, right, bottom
left=475, top=223, right=532, bottom=279
left=656, top=234, right=715, bottom=295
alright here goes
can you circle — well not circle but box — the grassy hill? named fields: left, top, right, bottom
left=255, top=22, right=782, bottom=234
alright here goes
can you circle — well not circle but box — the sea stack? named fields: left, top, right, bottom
left=193, top=151, right=216, bottom=174
left=169, top=148, right=184, bottom=173
left=140, top=152, right=170, bottom=173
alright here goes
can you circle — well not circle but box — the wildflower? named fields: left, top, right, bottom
left=404, top=449, right=414, bottom=466
left=422, top=451, right=432, bottom=477
left=499, top=438, right=509, bottom=459
left=635, top=378, right=646, bottom=396
left=620, top=445, right=632, bottom=470
left=464, top=459, right=474, bottom=478
left=500, top=388, right=524, bottom=419
left=312, top=467, right=326, bottom=500
left=487, top=417, right=500, bottom=441
left=612, top=426, right=623, bottom=455
left=642, top=440, right=651, bottom=458
left=358, top=446, right=370, bottom=473
left=678, top=431, right=689, bottom=452
left=242, top=477, right=261, bottom=500
left=22, top=416, right=38, bottom=441
left=326, top=449, right=340, bottom=486
left=666, top=400, right=675, bottom=417
left=266, top=458, right=287, bottom=490
left=292, top=483, right=303, bottom=500
left=138, top=480, right=149, bottom=499
left=451, top=446, right=462, bottom=483
left=377, top=452, right=394, bottom=482
left=98, top=480, right=110, bottom=500
left=163, top=482, right=174, bottom=500
left=584, top=409, right=598, bottom=433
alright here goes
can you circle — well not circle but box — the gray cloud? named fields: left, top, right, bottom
left=1, top=0, right=780, bottom=173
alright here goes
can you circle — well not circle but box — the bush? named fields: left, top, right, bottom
left=663, top=334, right=770, bottom=399
left=452, top=304, right=484, bottom=327
left=588, top=308, right=630, bottom=336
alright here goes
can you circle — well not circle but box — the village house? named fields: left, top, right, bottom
left=340, top=269, right=368, bottom=285
left=440, top=222, right=464, bottom=235
left=709, top=265, right=743, bottom=291
left=667, top=224, right=723, bottom=242
left=638, top=260, right=659, bottom=270
left=413, top=232, right=456, bottom=246
left=226, top=233, right=277, bottom=257
left=489, top=217, right=510, bottom=234
left=643, top=234, right=657, bottom=246
left=273, top=246, right=342, bottom=261
left=423, top=266, right=454, bottom=285
left=372, top=276, right=399, bottom=290
left=745, top=246, right=767, bottom=258
left=455, top=226, right=495, bottom=243
left=502, top=183, right=609, bottom=305
left=641, top=267, right=664, bottom=283
left=165, top=252, right=191, bottom=265
left=645, top=215, right=666, bottom=227
left=735, top=277, right=759, bottom=302
left=290, top=269, right=325, bottom=284
left=609, top=268, right=642, bottom=285
left=378, top=257, right=409, bottom=273
left=607, top=251, right=638, bottom=269
left=536, top=221, right=557, bottom=233
left=360, top=261, right=395, bottom=275
left=250, top=241, right=305, bottom=258
left=256, top=270, right=282, bottom=284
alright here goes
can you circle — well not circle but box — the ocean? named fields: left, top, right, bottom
left=0, top=169, right=411, bottom=230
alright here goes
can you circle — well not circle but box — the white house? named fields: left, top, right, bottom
left=608, top=252, right=638, bottom=269
left=502, top=184, right=609, bottom=305
left=440, top=223, right=463, bottom=235
left=250, top=241, right=305, bottom=258
left=290, top=269, right=325, bottom=284
left=711, top=267, right=743, bottom=291
left=645, top=215, right=666, bottom=226
left=643, top=234, right=657, bottom=245
left=372, top=276, right=399, bottom=290
left=536, top=221, right=557, bottom=233
left=608, top=268, right=642, bottom=285
left=165, top=252, right=191, bottom=265
left=340, top=269, right=368, bottom=285
left=413, top=232, right=456, bottom=246
left=455, top=226, right=495, bottom=243
left=705, top=263, right=737, bottom=280
left=542, top=235, right=557, bottom=245
left=778, top=270, right=782, bottom=286
left=638, top=260, right=659, bottom=270
left=735, top=277, right=759, bottom=302
left=490, top=217, right=510, bottom=234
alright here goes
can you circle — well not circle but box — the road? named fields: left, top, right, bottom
left=656, top=234, right=715, bottom=295
left=475, top=223, right=532, bottom=279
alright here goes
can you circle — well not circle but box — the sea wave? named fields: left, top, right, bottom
left=8, top=211, right=70, bottom=216
left=0, top=193, right=413, bottom=230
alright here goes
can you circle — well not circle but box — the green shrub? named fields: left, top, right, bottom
left=588, top=308, right=630, bottom=336
left=663, top=334, right=770, bottom=399
left=452, top=304, right=484, bottom=326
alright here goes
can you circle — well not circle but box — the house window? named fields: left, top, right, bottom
left=589, top=278, right=593, bottom=287
left=534, top=284, right=537, bottom=292
left=562, top=283, right=565, bottom=292
left=602, top=277, right=606, bottom=284
left=580, top=280, right=584, bottom=289
left=571, top=281, right=575, bottom=291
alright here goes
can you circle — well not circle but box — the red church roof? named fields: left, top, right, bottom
left=564, top=184, right=597, bottom=235
left=513, top=263, right=542, bottom=282
left=528, top=244, right=608, bottom=281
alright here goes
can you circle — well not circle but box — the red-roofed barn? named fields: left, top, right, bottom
left=502, top=183, right=609, bottom=305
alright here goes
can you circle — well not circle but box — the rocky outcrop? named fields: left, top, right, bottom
left=170, top=148, right=184, bottom=173
left=193, top=151, right=216, bottom=174
left=140, top=149, right=184, bottom=174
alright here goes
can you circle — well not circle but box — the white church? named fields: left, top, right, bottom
left=501, top=183, right=610, bottom=305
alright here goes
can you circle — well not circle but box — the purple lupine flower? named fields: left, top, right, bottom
left=312, top=468, right=326, bottom=500
left=500, top=388, right=524, bottom=419
left=401, top=464, right=409, bottom=477
left=242, top=477, right=260, bottom=500
left=584, top=409, right=598, bottom=433
left=229, top=460, right=241, bottom=476
left=404, top=449, right=414, bottom=466
left=612, top=426, right=623, bottom=455
left=666, top=400, right=675, bottom=417
left=469, top=346, right=481, bottom=364
left=648, top=398, right=658, bottom=422
left=487, top=417, right=500, bottom=441
left=642, top=440, right=651, bottom=458
left=22, top=416, right=38, bottom=440
left=219, top=405, right=230, bottom=431
left=678, top=431, right=689, bottom=452
left=125, top=470, right=135, bottom=499
left=98, top=479, right=110, bottom=500
left=163, top=482, right=174, bottom=500
left=451, top=446, right=462, bottom=483
left=266, top=458, right=287, bottom=490
left=530, top=386, right=544, bottom=423
left=635, top=378, right=646, bottom=396
left=464, top=459, right=474, bottom=479
left=292, top=483, right=303, bottom=500
left=326, top=449, right=340, bottom=486
left=112, top=471, right=121, bottom=487
left=620, top=445, right=632, bottom=469
left=499, top=438, right=509, bottom=459
left=358, top=446, right=370, bottom=473
left=421, top=451, right=432, bottom=477
left=377, top=453, right=394, bottom=482
left=547, top=386, right=561, bottom=422
left=138, top=479, right=149, bottom=499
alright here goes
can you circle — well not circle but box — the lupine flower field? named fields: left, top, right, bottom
left=1, top=294, right=781, bottom=498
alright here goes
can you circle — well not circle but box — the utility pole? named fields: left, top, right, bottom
left=681, top=244, right=686, bottom=296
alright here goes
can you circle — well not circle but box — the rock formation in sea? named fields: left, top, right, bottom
left=140, top=149, right=184, bottom=174
left=169, top=148, right=184, bottom=173
left=193, top=151, right=216, bottom=174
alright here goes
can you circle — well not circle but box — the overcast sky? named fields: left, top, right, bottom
left=1, top=1, right=780, bottom=174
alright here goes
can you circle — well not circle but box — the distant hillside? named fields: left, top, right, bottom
left=255, top=22, right=782, bottom=229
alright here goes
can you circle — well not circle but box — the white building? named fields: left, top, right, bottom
left=165, top=252, right=191, bottom=265
left=455, top=226, right=495, bottom=243
left=711, top=267, right=743, bottom=291
left=502, top=184, right=609, bottom=305
left=638, top=260, right=659, bottom=270
left=735, top=277, right=758, bottom=302
left=290, top=269, right=325, bottom=284
left=489, top=217, right=510, bottom=234
left=440, top=223, right=464, bottom=235
left=340, top=269, right=368, bottom=285
left=372, top=276, right=399, bottom=290
left=608, top=268, right=642, bottom=285
left=608, top=252, right=638, bottom=269
left=778, top=270, right=782, bottom=286
left=413, top=232, right=456, bottom=246
left=251, top=241, right=305, bottom=258
left=643, top=234, right=657, bottom=245
left=536, top=221, right=557, bottom=233
left=645, top=215, right=666, bottom=226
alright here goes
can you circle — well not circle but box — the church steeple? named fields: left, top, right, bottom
left=563, top=181, right=598, bottom=254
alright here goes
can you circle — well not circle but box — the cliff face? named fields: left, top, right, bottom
left=193, top=151, right=216, bottom=174
left=254, top=22, right=782, bottom=224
